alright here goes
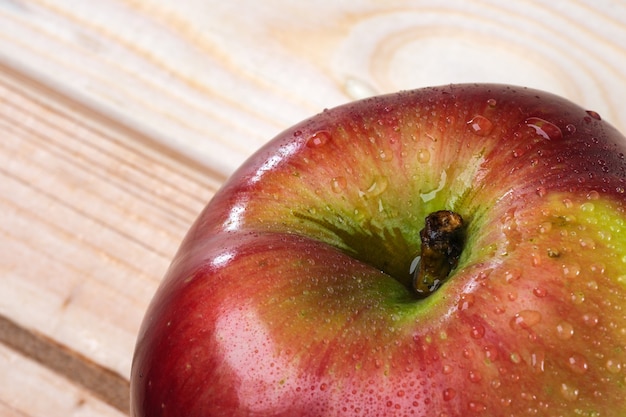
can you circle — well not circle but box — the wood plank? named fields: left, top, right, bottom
left=0, top=0, right=625, bottom=172
left=0, top=61, right=224, bottom=414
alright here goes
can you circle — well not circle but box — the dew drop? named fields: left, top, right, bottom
left=467, top=115, right=494, bottom=136
left=586, top=110, right=602, bottom=120
left=524, top=117, right=563, bottom=141
left=330, top=176, right=347, bottom=193
left=470, top=324, right=485, bottom=339
left=565, top=123, right=577, bottom=134
left=443, top=388, right=456, bottom=401
left=510, top=310, right=542, bottom=330
left=556, top=321, right=574, bottom=340
left=487, top=98, right=497, bottom=107
left=567, top=353, right=589, bottom=375
left=468, top=401, right=487, bottom=412
left=538, top=221, right=552, bottom=234
left=580, top=202, right=595, bottom=213
left=570, top=291, right=585, bottom=305
left=533, top=287, right=548, bottom=298
left=468, top=370, right=483, bottom=383
left=359, top=176, right=389, bottom=199
left=504, top=268, right=521, bottom=283
left=562, top=263, right=581, bottom=278
left=560, top=383, right=579, bottom=401
left=605, top=358, right=622, bottom=374
left=306, top=131, right=331, bottom=148
left=530, top=350, right=545, bottom=373
left=483, top=345, right=499, bottom=361
left=417, top=148, right=431, bottom=163
left=582, top=312, right=599, bottom=327
left=536, top=186, right=547, bottom=197
left=509, top=352, right=522, bottom=364
left=587, top=190, right=600, bottom=200
left=378, top=148, right=393, bottom=161
left=579, top=237, right=596, bottom=249
left=457, top=293, right=475, bottom=310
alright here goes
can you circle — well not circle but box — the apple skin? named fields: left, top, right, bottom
left=131, top=84, right=626, bottom=416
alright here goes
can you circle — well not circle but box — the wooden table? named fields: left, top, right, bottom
left=1, top=1, right=625, bottom=415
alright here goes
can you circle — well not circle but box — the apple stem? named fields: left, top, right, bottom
left=413, top=210, right=465, bottom=297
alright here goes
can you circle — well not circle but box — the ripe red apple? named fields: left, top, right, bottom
left=131, top=84, right=626, bottom=416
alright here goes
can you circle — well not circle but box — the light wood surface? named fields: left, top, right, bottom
left=1, top=1, right=625, bottom=415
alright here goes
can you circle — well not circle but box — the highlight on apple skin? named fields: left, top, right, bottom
left=131, top=84, right=626, bottom=416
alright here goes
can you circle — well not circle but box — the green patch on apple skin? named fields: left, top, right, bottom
left=545, top=192, right=626, bottom=285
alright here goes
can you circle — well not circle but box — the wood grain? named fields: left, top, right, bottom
left=3, top=0, right=624, bottom=175
left=0, top=61, right=222, bottom=414
left=0, top=1, right=625, bottom=416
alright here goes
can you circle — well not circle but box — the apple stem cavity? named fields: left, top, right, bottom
left=413, top=210, right=465, bottom=297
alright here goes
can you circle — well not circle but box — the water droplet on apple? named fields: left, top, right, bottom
left=504, top=268, right=521, bottom=283
left=487, top=98, right=497, bottom=107
left=570, top=291, right=585, bottom=305
left=306, top=131, right=331, bottom=148
left=586, top=110, right=602, bottom=120
left=556, top=321, right=575, bottom=340
left=470, top=323, right=485, bottom=339
left=509, top=352, right=522, bottom=364
left=565, top=123, right=577, bottom=134
left=606, top=358, right=622, bottom=374
left=331, top=176, right=347, bottom=193
left=417, top=148, right=431, bottom=163
left=587, top=190, right=600, bottom=200
left=533, top=287, right=548, bottom=297
left=538, top=221, right=552, bottom=234
left=378, top=148, right=393, bottom=161
left=579, top=237, right=596, bottom=249
left=580, top=202, right=595, bottom=213
left=567, top=353, right=589, bottom=375
left=467, top=370, right=482, bottom=383
left=562, top=263, right=581, bottom=278
left=582, top=312, right=599, bottom=327
left=536, top=186, right=547, bottom=197
left=442, top=364, right=454, bottom=375
left=510, top=310, right=542, bottom=330
left=467, top=401, right=487, bottom=412
left=560, top=382, right=580, bottom=401
left=457, top=293, right=475, bottom=310
left=562, top=198, right=574, bottom=208
left=442, top=388, right=456, bottom=401
left=359, top=176, right=388, bottom=199
left=524, top=117, right=563, bottom=141
left=530, top=350, right=545, bottom=373
left=467, top=115, right=494, bottom=136
left=483, top=345, right=499, bottom=361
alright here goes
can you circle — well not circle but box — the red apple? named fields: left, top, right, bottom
left=131, top=84, right=626, bottom=416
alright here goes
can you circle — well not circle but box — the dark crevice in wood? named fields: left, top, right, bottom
left=0, top=313, right=130, bottom=414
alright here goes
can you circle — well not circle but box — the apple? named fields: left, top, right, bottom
left=131, top=84, right=626, bottom=416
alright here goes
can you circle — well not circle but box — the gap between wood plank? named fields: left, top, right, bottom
left=0, top=314, right=130, bottom=414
